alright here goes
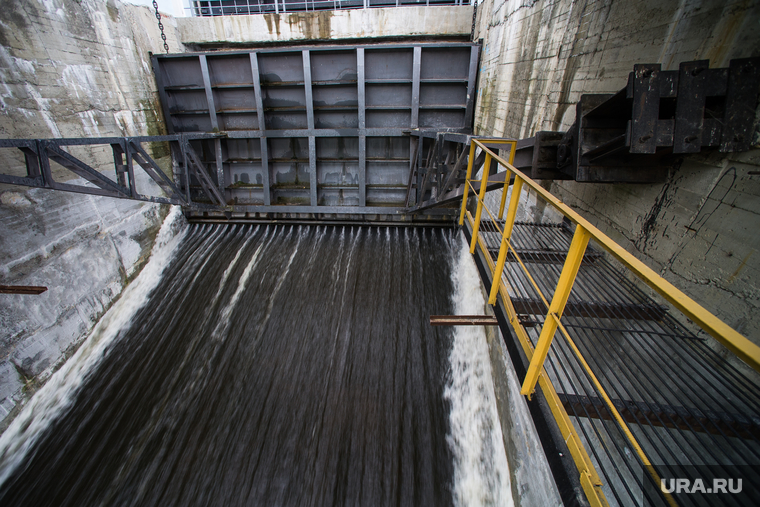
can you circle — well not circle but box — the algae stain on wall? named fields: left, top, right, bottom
left=264, top=13, right=282, bottom=37
left=284, top=11, right=333, bottom=40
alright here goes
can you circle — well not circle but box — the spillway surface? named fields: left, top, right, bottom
left=0, top=224, right=462, bottom=506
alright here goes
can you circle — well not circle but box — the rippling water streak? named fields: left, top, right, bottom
left=0, top=224, right=465, bottom=506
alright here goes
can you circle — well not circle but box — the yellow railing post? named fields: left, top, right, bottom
left=553, top=315, right=678, bottom=507
left=498, top=141, right=517, bottom=220
left=458, top=141, right=477, bottom=226
left=521, top=225, right=591, bottom=397
left=488, top=176, right=524, bottom=304
left=468, top=152, right=492, bottom=254
left=497, top=172, right=511, bottom=219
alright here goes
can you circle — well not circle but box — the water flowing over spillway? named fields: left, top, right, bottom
left=0, top=219, right=510, bottom=506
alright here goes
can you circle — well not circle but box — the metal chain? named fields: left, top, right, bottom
left=471, top=0, right=478, bottom=41
left=153, top=0, right=170, bottom=54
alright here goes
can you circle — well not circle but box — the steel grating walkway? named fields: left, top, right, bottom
left=478, top=220, right=760, bottom=507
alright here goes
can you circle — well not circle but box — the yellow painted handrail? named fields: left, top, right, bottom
left=465, top=210, right=610, bottom=507
left=464, top=138, right=760, bottom=375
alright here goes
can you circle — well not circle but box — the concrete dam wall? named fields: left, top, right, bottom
left=472, top=0, right=760, bottom=345
left=0, top=0, right=185, bottom=426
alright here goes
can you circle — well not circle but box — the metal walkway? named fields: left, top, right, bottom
left=460, top=138, right=760, bottom=507
left=477, top=220, right=760, bottom=506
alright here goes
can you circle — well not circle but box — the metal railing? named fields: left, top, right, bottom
left=459, top=138, right=760, bottom=507
left=0, top=134, right=224, bottom=209
left=188, top=0, right=470, bottom=16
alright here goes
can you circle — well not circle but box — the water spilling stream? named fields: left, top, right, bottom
left=0, top=217, right=510, bottom=506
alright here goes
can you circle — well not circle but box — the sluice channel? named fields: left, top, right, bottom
left=2, top=7, right=759, bottom=506
left=0, top=214, right=510, bottom=506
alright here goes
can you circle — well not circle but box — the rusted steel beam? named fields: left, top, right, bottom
left=510, top=297, right=667, bottom=321
left=429, top=315, right=498, bottom=326
left=0, top=285, right=48, bottom=295
left=559, top=393, right=760, bottom=440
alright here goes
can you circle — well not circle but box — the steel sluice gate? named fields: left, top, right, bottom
left=151, top=42, right=479, bottom=220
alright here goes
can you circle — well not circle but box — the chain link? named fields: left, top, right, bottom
left=153, top=0, right=170, bottom=54
left=471, top=0, right=478, bottom=41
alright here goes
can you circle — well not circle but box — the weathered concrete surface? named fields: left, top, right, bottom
left=473, top=0, right=760, bottom=137
left=472, top=0, right=760, bottom=346
left=177, top=6, right=473, bottom=46
left=0, top=0, right=183, bottom=140
left=0, top=0, right=183, bottom=428
left=551, top=151, right=760, bottom=343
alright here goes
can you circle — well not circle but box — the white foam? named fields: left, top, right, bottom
left=446, top=234, right=514, bottom=507
left=211, top=232, right=266, bottom=341
left=0, top=206, right=188, bottom=485
left=209, top=225, right=257, bottom=308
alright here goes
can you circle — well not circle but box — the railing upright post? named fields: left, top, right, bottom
left=497, top=141, right=517, bottom=219
left=458, top=140, right=477, bottom=226
left=497, top=171, right=510, bottom=219
left=469, top=151, right=491, bottom=254
left=488, top=176, right=523, bottom=304
left=521, top=225, right=591, bottom=397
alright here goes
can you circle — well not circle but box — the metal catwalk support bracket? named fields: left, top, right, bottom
left=0, top=139, right=43, bottom=188
left=128, top=140, right=186, bottom=201
left=45, top=142, right=131, bottom=197
left=110, top=141, right=128, bottom=190
left=408, top=135, right=512, bottom=214
left=0, top=135, right=221, bottom=208
left=182, top=140, right=226, bottom=206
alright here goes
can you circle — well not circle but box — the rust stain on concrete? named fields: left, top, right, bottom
left=288, top=11, right=332, bottom=40
left=702, top=1, right=748, bottom=66
left=728, top=249, right=754, bottom=284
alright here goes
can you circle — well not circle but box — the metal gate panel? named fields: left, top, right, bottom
left=152, top=42, right=480, bottom=215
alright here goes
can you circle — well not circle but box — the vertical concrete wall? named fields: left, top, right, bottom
left=472, top=0, right=760, bottom=345
left=0, top=0, right=185, bottom=429
left=0, top=0, right=183, bottom=139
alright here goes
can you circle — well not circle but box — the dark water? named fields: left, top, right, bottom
left=0, top=224, right=459, bottom=507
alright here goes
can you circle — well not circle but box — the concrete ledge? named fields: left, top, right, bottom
left=177, top=6, right=473, bottom=45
